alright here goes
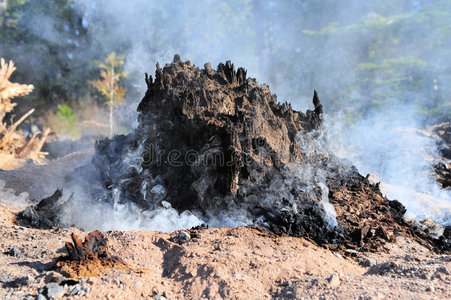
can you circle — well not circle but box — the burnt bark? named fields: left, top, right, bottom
left=431, top=122, right=451, bottom=189
left=17, top=189, right=64, bottom=229
left=65, top=230, right=110, bottom=261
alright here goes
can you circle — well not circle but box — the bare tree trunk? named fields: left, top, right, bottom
left=0, top=0, right=7, bottom=28
left=109, top=65, right=115, bottom=138
left=0, top=0, right=7, bottom=13
left=109, top=104, right=113, bottom=138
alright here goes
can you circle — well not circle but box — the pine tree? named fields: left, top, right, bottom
left=90, top=52, right=127, bottom=137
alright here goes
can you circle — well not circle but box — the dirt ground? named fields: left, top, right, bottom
left=0, top=202, right=450, bottom=299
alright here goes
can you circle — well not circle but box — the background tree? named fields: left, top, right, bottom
left=90, top=52, right=126, bottom=137
left=257, top=0, right=451, bottom=123
left=0, top=0, right=94, bottom=117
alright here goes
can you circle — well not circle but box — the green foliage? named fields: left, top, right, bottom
left=54, top=103, right=79, bottom=137
left=56, top=103, right=76, bottom=126
left=0, top=0, right=93, bottom=115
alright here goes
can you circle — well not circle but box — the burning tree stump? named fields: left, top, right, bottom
left=91, top=55, right=450, bottom=252
left=57, top=230, right=126, bottom=278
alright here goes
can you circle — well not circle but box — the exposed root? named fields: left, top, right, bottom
left=57, top=230, right=127, bottom=279
left=0, top=58, right=49, bottom=170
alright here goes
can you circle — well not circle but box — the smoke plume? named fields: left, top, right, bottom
left=1, top=0, right=449, bottom=230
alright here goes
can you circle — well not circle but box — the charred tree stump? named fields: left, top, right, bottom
left=90, top=55, right=449, bottom=252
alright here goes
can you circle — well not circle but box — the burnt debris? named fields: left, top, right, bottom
left=57, top=230, right=126, bottom=278
left=17, top=189, right=65, bottom=229
left=65, top=230, right=110, bottom=261
left=431, top=122, right=451, bottom=189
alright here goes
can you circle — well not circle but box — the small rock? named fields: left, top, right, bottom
left=328, top=274, right=340, bottom=288
left=436, top=266, right=450, bottom=275
left=420, top=270, right=433, bottom=280
left=5, top=247, right=20, bottom=257
left=426, top=285, right=435, bottom=292
left=44, top=272, right=64, bottom=284
left=134, top=281, right=143, bottom=289
left=102, top=277, right=111, bottom=283
left=69, top=284, right=81, bottom=296
left=6, top=276, right=32, bottom=288
left=171, top=231, right=191, bottom=244
left=362, top=258, right=377, bottom=267
left=46, top=282, right=64, bottom=299
left=283, top=280, right=292, bottom=287
left=37, top=294, right=46, bottom=300
left=366, top=261, right=398, bottom=276
left=161, top=201, right=172, bottom=209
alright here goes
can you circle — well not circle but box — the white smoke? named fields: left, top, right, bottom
left=61, top=197, right=202, bottom=232
left=2, top=0, right=449, bottom=231
left=65, top=0, right=451, bottom=229
left=0, top=179, right=30, bottom=209
left=296, top=129, right=338, bottom=228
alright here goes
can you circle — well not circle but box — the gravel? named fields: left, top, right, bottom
left=171, top=231, right=191, bottom=245
left=328, top=274, right=340, bottom=288
left=5, top=246, right=20, bottom=256
left=45, top=282, right=65, bottom=299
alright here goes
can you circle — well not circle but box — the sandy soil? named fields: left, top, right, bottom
left=0, top=202, right=450, bottom=299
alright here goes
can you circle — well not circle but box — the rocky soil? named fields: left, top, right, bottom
left=0, top=202, right=450, bottom=299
